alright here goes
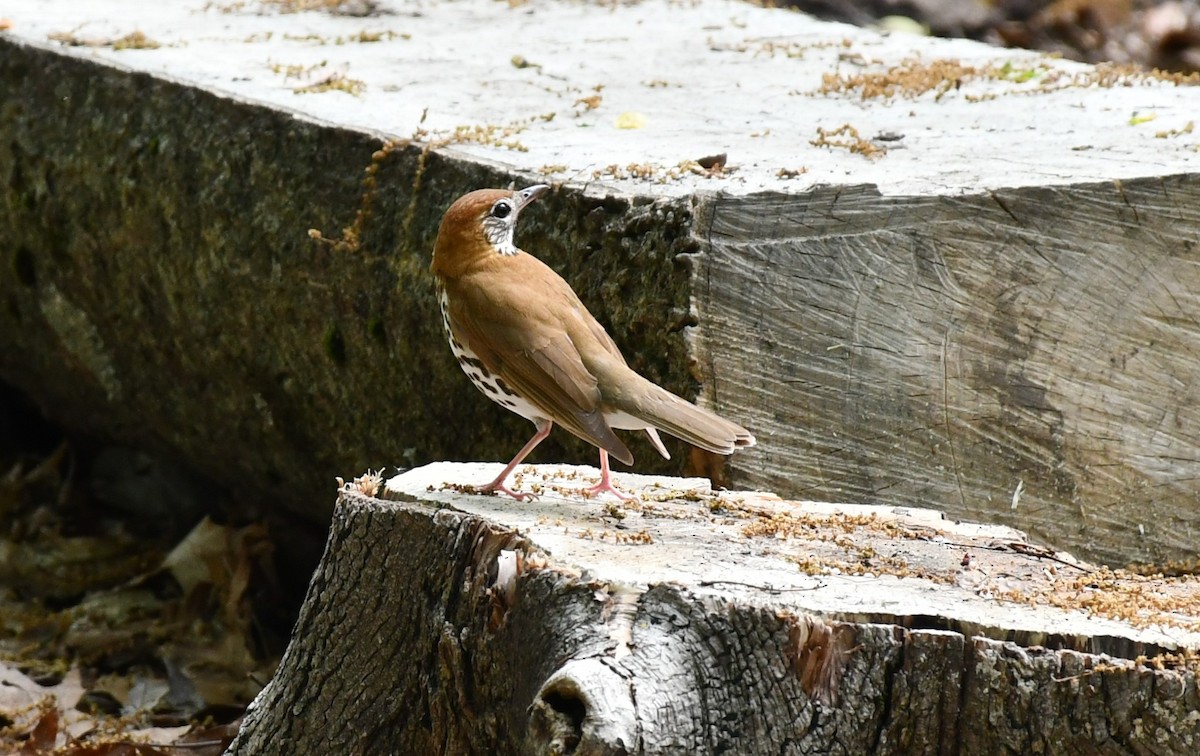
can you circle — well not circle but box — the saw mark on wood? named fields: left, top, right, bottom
left=988, top=190, right=1022, bottom=227
left=1113, top=179, right=1141, bottom=225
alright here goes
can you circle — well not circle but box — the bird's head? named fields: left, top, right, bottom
left=431, top=184, right=549, bottom=278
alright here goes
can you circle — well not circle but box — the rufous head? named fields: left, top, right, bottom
left=431, top=185, right=549, bottom=278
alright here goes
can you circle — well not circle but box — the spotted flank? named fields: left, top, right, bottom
left=438, top=287, right=544, bottom=421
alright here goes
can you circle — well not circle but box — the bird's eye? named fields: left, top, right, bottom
left=490, top=201, right=512, bottom=219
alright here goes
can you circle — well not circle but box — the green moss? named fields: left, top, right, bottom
left=366, top=316, right=386, bottom=345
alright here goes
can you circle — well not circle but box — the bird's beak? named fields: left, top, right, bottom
left=513, top=184, right=550, bottom=210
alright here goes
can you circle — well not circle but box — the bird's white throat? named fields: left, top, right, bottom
left=482, top=215, right=518, bottom=256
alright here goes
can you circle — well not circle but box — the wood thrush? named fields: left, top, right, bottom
left=431, top=184, right=755, bottom=500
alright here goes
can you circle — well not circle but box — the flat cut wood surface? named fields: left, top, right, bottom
left=389, top=463, right=1200, bottom=655
left=5, top=0, right=1198, bottom=196
left=229, top=464, right=1200, bottom=754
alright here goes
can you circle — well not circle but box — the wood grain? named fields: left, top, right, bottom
left=692, top=177, right=1200, bottom=568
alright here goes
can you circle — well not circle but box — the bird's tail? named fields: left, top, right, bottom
left=621, top=376, right=755, bottom=456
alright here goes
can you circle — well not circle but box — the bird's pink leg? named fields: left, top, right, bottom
left=476, top=420, right=552, bottom=501
left=584, top=450, right=635, bottom=501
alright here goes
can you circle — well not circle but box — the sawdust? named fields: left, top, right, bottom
left=818, top=55, right=1200, bottom=104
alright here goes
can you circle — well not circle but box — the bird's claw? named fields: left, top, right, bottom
left=507, top=488, right=541, bottom=502
left=470, top=483, right=539, bottom=502
left=583, top=479, right=636, bottom=502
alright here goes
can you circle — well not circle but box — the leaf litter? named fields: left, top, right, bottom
left=0, top=439, right=283, bottom=754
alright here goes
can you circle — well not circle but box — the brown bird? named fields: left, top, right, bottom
left=431, top=184, right=755, bottom=500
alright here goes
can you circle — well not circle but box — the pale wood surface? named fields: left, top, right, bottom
left=4, top=0, right=1197, bottom=196
left=228, top=464, right=1200, bottom=754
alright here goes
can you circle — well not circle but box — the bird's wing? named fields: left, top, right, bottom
left=583, top=311, right=626, bottom=364
left=447, top=268, right=634, bottom=465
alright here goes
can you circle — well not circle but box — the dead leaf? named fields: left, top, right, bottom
left=64, top=744, right=169, bottom=755
left=160, top=658, right=204, bottom=718
left=0, top=664, right=45, bottom=711
left=124, top=677, right=169, bottom=714
left=129, top=724, right=193, bottom=746
left=19, top=705, right=58, bottom=754
left=46, top=667, right=85, bottom=710
left=173, top=718, right=242, bottom=755
left=162, top=518, right=230, bottom=596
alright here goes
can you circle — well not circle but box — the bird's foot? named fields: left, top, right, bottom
left=583, top=478, right=636, bottom=501
left=471, top=482, right=539, bottom=502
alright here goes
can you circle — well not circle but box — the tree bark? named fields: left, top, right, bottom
left=229, top=464, right=1200, bottom=755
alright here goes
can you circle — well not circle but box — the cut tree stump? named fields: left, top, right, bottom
left=228, top=463, right=1200, bottom=755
